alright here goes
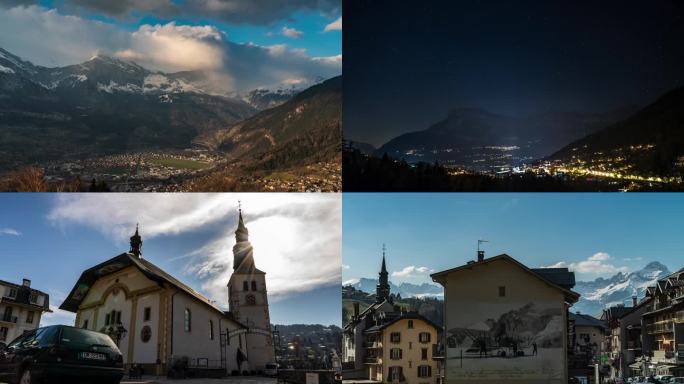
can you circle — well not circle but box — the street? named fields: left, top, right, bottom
left=122, top=378, right=277, bottom=384
left=121, top=377, right=277, bottom=384
left=1, top=377, right=277, bottom=384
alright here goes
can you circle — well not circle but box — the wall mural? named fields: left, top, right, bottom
left=446, top=302, right=564, bottom=381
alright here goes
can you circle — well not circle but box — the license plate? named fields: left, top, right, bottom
left=79, top=352, right=106, bottom=360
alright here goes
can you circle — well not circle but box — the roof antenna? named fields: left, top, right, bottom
left=477, top=240, right=488, bottom=262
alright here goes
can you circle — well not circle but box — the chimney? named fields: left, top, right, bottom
left=477, top=250, right=485, bottom=262
left=632, top=296, right=637, bottom=307
left=353, top=302, right=359, bottom=319
left=22, top=279, right=31, bottom=288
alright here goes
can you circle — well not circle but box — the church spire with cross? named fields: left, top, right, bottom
left=130, top=224, right=142, bottom=258
left=233, top=202, right=257, bottom=272
left=376, top=243, right=391, bottom=303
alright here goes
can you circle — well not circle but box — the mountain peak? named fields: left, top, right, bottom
left=643, top=261, right=668, bottom=270
left=573, top=260, right=671, bottom=316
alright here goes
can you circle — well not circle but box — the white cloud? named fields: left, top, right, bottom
left=47, top=194, right=341, bottom=303
left=115, top=22, right=227, bottom=73
left=39, top=290, right=75, bottom=327
left=542, top=252, right=629, bottom=276
left=343, top=278, right=359, bottom=286
left=392, top=265, right=432, bottom=278
left=342, top=264, right=350, bottom=269
left=0, top=5, right=128, bottom=67
left=324, top=16, right=341, bottom=32
left=588, top=252, right=610, bottom=261
left=281, top=26, right=303, bottom=39
left=313, top=54, right=342, bottom=65
left=0, top=228, right=21, bottom=236
left=0, top=6, right=341, bottom=92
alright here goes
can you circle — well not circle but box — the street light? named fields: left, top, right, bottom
left=107, top=322, right=128, bottom=346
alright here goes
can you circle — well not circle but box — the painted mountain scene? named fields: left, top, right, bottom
left=0, top=1, right=341, bottom=191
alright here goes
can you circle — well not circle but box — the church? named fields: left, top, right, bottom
left=59, top=208, right=275, bottom=375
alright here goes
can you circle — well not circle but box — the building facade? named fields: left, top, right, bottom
left=568, top=311, right=606, bottom=381
left=364, top=314, right=439, bottom=384
left=59, top=210, right=275, bottom=374
left=640, top=268, right=684, bottom=377
left=0, top=279, right=50, bottom=345
left=431, top=252, right=579, bottom=384
left=343, top=250, right=396, bottom=375
left=343, top=250, right=442, bottom=383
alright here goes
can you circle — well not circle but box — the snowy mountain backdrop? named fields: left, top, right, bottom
left=344, top=277, right=443, bottom=298
left=345, top=261, right=672, bottom=318
left=572, top=261, right=670, bottom=316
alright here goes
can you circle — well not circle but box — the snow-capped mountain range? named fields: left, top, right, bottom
left=345, top=261, right=672, bottom=317
left=572, top=261, right=671, bottom=316
left=344, top=277, right=444, bottom=298
left=0, top=47, right=295, bottom=110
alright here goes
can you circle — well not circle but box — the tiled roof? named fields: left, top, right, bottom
left=569, top=312, right=606, bottom=329
left=530, top=268, right=576, bottom=289
left=59, top=253, right=239, bottom=325
left=363, top=312, right=440, bottom=334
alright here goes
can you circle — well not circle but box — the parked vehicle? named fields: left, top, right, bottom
left=0, top=325, right=124, bottom=384
left=670, top=378, right=684, bottom=384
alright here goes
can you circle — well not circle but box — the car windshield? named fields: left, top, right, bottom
left=7, top=327, right=56, bottom=349
left=266, top=364, right=277, bottom=369
left=59, top=327, right=118, bottom=350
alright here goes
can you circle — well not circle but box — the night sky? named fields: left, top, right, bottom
left=343, top=0, right=684, bottom=147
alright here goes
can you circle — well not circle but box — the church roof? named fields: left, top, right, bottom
left=59, top=252, right=240, bottom=324
left=363, top=312, right=441, bottom=334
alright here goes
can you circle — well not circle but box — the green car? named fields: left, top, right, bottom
left=0, top=325, right=124, bottom=384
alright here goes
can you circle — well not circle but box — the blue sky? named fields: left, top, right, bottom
left=343, top=193, right=684, bottom=286
left=0, top=0, right=341, bottom=92
left=0, top=193, right=341, bottom=327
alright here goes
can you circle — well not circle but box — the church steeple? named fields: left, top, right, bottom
left=130, top=224, right=142, bottom=258
left=235, top=203, right=249, bottom=242
left=233, top=203, right=256, bottom=272
left=376, top=244, right=391, bottom=303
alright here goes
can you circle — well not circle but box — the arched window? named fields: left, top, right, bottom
left=243, top=281, right=249, bottom=291
left=184, top=308, right=191, bottom=332
left=209, top=320, right=214, bottom=340
left=246, top=294, right=256, bottom=305
left=251, top=281, right=257, bottom=291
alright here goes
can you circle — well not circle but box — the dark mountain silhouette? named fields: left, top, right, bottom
left=551, top=86, right=684, bottom=175
left=374, top=107, right=634, bottom=167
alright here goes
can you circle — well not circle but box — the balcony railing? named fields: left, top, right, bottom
left=647, top=321, right=674, bottom=334
left=365, top=357, right=381, bottom=364
left=0, top=315, right=18, bottom=323
left=652, top=350, right=677, bottom=363
left=675, top=311, right=684, bottom=323
left=627, top=341, right=642, bottom=350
